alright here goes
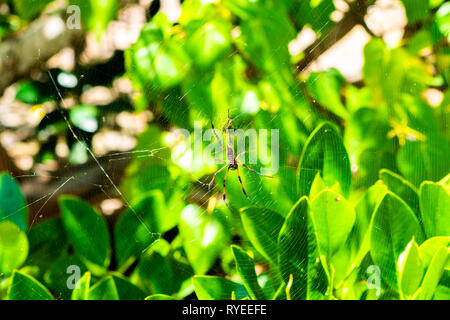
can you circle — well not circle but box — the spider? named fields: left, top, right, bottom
left=208, top=111, right=272, bottom=208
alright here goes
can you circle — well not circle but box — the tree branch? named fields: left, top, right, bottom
left=0, top=11, right=83, bottom=94
left=295, top=0, right=371, bottom=73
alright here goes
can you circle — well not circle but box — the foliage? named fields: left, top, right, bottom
left=0, top=0, right=449, bottom=300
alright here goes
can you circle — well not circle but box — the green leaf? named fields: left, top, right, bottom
left=354, top=182, right=388, bottom=249
left=138, top=250, right=174, bottom=295
left=111, top=274, right=147, bottom=300
left=145, top=294, right=178, bottom=300
left=401, top=0, right=430, bottom=24
left=297, top=122, right=351, bottom=198
left=434, top=2, right=450, bottom=41
left=344, top=108, right=394, bottom=189
left=379, top=169, right=421, bottom=221
left=397, top=239, right=424, bottom=299
left=59, top=196, right=111, bottom=270
left=310, top=189, right=355, bottom=262
left=419, top=237, right=450, bottom=268
left=8, top=271, right=53, bottom=300
left=408, top=30, right=433, bottom=55
left=88, top=277, right=119, bottom=300
left=397, top=135, right=450, bottom=186
left=240, top=207, right=284, bottom=264
left=68, top=141, right=89, bottom=165
left=228, top=0, right=295, bottom=77
left=309, top=173, right=328, bottom=201
left=348, top=182, right=388, bottom=268
left=0, top=221, right=29, bottom=274
left=71, top=272, right=91, bottom=300
left=69, top=0, right=118, bottom=38
left=12, top=0, right=52, bottom=20
left=193, top=276, right=249, bottom=300
left=69, top=105, right=98, bottom=133
left=231, top=245, right=265, bottom=300
left=278, top=197, right=308, bottom=300
left=306, top=68, right=350, bottom=120
left=416, top=247, right=449, bottom=300
left=45, top=254, right=87, bottom=300
left=433, top=285, right=450, bottom=300
left=27, top=217, right=67, bottom=269
left=154, top=40, right=191, bottom=89
left=369, top=192, right=425, bottom=290
left=363, top=39, right=429, bottom=104
left=186, top=19, right=232, bottom=68
left=179, top=205, right=230, bottom=274
left=15, top=81, right=41, bottom=104
left=0, top=173, right=28, bottom=231
left=114, top=191, right=170, bottom=266
left=419, top=181, right=450, bottom=237
left=294, top=0, right=335, bottom=31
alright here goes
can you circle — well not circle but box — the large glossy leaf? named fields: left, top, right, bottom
left=231, top=245, right=265, bottom=300
left=45, top=254, right=87, bottom=300
left=88, top=277, right=119, bottom=300
left=380, top=169, right=421, bottom=221
left=240, top=207, right=284, bottom=264
left=8, top=271, right=53, bottom=300
left=419, top=181, right=450, bottom=237
left=278, top=197, right=308, bottom=300
left=193, top=276, right=249, bottom=300
left=26, top=217, right=67, bottom=269
left=179, top=205, right=230, bottom=274
left=71, top=272, right=91, bottom=300
left=353, top=182, right=388, bottom=251
left=59, top=196, right=111, bottom=270
left=111, top=274, right=147, bottom=300
left=419, top=237, right=450, bottom=268
left=145, top=294, right=178, bottom=300
left=88, top=275, right=146, bottom=300
left=397, top=239, right=424, bottom=299
left=370, top=192, right=425, bottom=289
left=0, top=221, right=28, bottom=274
left=416, top=247, right=449, bottom=300
left=114, top=190, right=171, bottom=266
left=297, top=122, right=351, bottom=198
left=0, top=173, right=28, bottom=231
left=137, top=241, right=175, bottom=296
left=310, top=190, right=355, bottom=260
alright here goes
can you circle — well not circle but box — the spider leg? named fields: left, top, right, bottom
left=236, top=150, right=249, bottom=160
left=236, top=166, right=255, bottom=205
left=223, top=167, right=231, bottom=209
left=208, top=164, right=228, bottom=191
left=239, top=162, right=273, bottom=178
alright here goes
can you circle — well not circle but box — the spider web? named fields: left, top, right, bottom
left=0, top=0, right=366, bottom=301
